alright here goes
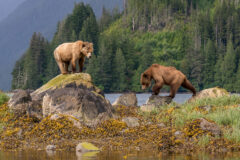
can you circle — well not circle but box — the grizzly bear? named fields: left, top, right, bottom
left=140, top=64, right=196, bottom=98
left=54, top=40, right=93, bottom=74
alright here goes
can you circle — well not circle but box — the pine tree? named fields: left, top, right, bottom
left=203, top=39, right=217, bottom=88
left=221, top=40, right=236, bottom=91
left=93, top=40, right=113, bottom=91
left=112, top=48, right=127, bottom=91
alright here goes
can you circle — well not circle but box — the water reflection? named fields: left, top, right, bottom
left=1, top=150, right=240, bottom=160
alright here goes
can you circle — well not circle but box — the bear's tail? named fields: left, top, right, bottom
left=182, top=78, right=196, bottom=96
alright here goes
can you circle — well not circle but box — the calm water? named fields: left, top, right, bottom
left=105, top=93, right=192, bottom=106
left=2, top=150, right=240, bottom=160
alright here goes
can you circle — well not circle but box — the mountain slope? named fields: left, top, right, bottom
left=0, top=0, right=26, bottom=22
left=0, top=0, right=123, bottom=91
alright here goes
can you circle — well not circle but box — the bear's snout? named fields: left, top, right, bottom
left=87, top=52, right=92, bottom=58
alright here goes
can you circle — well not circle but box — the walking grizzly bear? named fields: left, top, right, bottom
left=54, top=40, right=93, bottom=74
left=141, top=64, right=196, bottom=98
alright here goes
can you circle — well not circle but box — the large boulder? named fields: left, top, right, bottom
left=31, top=73, right=103, bottom=104
left=189, top=87, right=229, bottom=102
left=37, top=73, right=113, bottom=127
left=112, top=93, right=137, bottom=107
left=8, top=89, right=42, bottom=119
left=140, top=95, right=172, bottom=112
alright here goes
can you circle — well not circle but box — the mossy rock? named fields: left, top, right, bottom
left=31, top=73, right=102, bottom=102
left=32, top=73, right=101, bottom=95
left=189, top=87, right=229, bottom=102
left=76, top=142, right=100, bottom=152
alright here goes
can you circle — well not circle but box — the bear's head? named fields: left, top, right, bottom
left=140, top=72, right=151, bottom=90
left=81, top=42, right=94, bottom=58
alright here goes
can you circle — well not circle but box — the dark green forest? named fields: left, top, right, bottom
left=12, top=0, right=240, bottom=93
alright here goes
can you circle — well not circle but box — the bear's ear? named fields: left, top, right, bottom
left=82, top=42, right=89, bottom=48
left=143, top=73, right=148, bottom=78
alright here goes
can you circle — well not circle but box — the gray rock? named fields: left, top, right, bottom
left=8, top=89, right=31, bottom=107
left=146, top=95, right=172, bottom=106
left=157, top=123, right=166, bottom=128
left=122, top=117, right=139, bottom=128
left=42, top=87, right=113, bottom=128
left=174, top=131, right=183, bottom=136
left=140, top=104, right=156, bottom=112
left=199, top=118, right=221, bottom=137
left=112, top=93, right=137, bottom=107
left=8, top=89, right=42, bottom=119
left=198, top=105, right=213, bottom=112
left=46, top=145, right=56, bottom=151
left=140, top=95, right=172, bottom=112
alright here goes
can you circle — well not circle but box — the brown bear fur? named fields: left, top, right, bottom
left=140, top=64, right=196, bottom=98
left=54, top=40, right=93, bottom=74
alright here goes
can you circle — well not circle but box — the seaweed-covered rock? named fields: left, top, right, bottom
left=39, top=73, right=113, bottom=127
left=189, top=87, right=229, bottom=102
left=184, top=118, right=221, bottom=137
left=199, top=118, right=221, bottom=137
left=140, top=95, right=172, bottom=112
left=8, top=89, right=42, bottom=119
left=112, top=93, right=137, bottom=107
left=122, top=117, right=139, bottom=128
left=49, top=114, right=82, bottom=129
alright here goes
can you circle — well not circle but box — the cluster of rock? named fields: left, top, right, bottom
left=8, top=73, right=113, bottom=127
left=7, top=73, right=231, bottom=153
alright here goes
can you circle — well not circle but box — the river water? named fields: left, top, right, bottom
left=1, top=150, right=240, bottom=160
left=105, top=93, right=192, bottom=105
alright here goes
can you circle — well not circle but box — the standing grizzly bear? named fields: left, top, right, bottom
left=54, top=40, right=93, bottom=74
left=141, top=64, right=196, bottom=98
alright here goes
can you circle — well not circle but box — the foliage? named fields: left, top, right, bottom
left=12, top=0, right=240, bottom=93
left=0, top=92, right=9, bottom=106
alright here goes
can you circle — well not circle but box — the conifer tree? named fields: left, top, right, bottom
left=112, top=48, right=127, bottom=91
left=221, top=41, right=236, bottom=91
left=203, top=39, right=217, bottom=88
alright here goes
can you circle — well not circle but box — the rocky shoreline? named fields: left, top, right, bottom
left=0, top=73, right=240, bottom=154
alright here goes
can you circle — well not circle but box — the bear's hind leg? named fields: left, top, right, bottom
left=63, top=61, right=70, bottom=74
left=181, top=79, right=196, bottom=96
left=71, top=59, right=77, bottom=73
left=57, top=61, right=67, bottom=74
left=169, top=83, right=181, bottom=98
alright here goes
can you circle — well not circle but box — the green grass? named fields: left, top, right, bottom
left=0, top=92, right=9, bottom=106
left=169, top=95, right=240, bottom=128
left=198, top=135, right=210, bottom=147
left=153, top=95, right=240, bottom=142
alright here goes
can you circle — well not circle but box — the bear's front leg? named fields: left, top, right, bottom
left=152, top=82, right=163, bottom=95
left=78, top=57, right=85, bottom=72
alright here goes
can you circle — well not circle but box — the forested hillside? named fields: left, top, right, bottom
left=12, top=0, right=240, bottom=93
left=0, top=0, right=122, bottom=91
